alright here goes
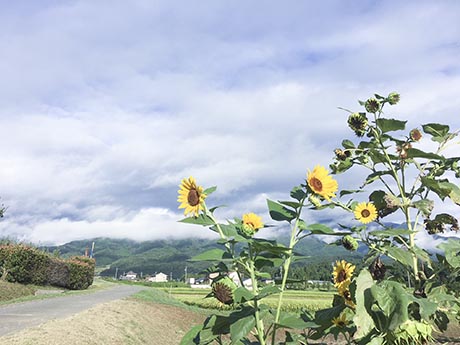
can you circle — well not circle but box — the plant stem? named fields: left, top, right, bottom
left=271, top=196, right=306, bottom=344
left=249, top=245, right=266, bottom=345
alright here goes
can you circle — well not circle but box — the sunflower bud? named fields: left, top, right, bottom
left=387, top=92, right=400, bottom=105
left=212, top=276, right=237, bottom=305
left=369, top=256, right=386, bottom=281
left=365, top=98, right=381, bottom=113
left=309, top=194, right=322, bottom=208
left=342, top=235, right=358, bottom=251
left=410, top=128, right=422, bottom=142
left=396, top=143, right=412, bottom=159
left=384, top=193, right=401, bottom=208
left=334, top=148, right=351, bottom=161
left=347, top=112, right=368, bottom=137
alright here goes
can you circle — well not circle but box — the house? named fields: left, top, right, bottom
left=146, top=272, right=168, bottom=283
left=120, top=271, right=137, bottom=281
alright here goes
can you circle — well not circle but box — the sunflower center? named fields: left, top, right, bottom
left=338, top=321, right=345, bottom=327
left=187, top=189, right=200, bottom=206
left=310, top=177, right=323, bottom=192
left=337, top=270, right=347, bottom=283
left=361, top=209, right=371, bottom=218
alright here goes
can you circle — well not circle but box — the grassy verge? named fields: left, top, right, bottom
left=0, top=277, right=115, bottom=306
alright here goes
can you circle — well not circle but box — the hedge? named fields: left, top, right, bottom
left=0, top=244, right=95, bottom=290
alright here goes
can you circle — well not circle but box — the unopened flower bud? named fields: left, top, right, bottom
left=365, top=98, right=381, bottom=113
left=347, top=112, right=368, bottom=137
left=369, top=256, right=386, bottom=281
left=342, top=235, right=358, bottom=251
left=387, top=92, right=400, bottom=105
left=410, top=128, right=422, bottom=142
left=334, top=148, right=351, bottom=161
left=309, top=194, right=322, bottom=208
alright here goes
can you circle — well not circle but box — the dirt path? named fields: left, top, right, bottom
left=0, top=284, right=144, bottom=336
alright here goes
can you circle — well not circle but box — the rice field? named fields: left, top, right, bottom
left=160, top=287, right=334, bottom=312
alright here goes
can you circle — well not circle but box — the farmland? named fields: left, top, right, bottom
left=159, top=287, right=334, bottom=312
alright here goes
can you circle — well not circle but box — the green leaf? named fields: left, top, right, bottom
left=421, top=177, right=458, bottom=201
left=412, top=199, right=434, bottom=217
left=229, top=310, right=256, bottom=343
left=234, top=287, right=255, bottom=303
left=342, top=139, right=355, bottom=149
left=353, top=269, right=376, bottom=340
left=179, top=214, right=214, bottom=226
left=290, top=186, right=306, bottom=201
left=438, top=239, right=460, bottom=268
left=257, top=285, right=281, bottom=299
left=304, top=223, right=347, bottom=236
left=190, top=249, right=232, bottom=262
left=369, top=228, right=414, bottom=237
left=405, top=148, right=444, bottom=160
left=422, top=123, right=450, bottom=142
left=180, top=324, right=202, bottom=345
left=277, top=311, right=318, bottom=329
left=203, top=186, right=217, bottom=195
left=267, top=199, right=296, bottom=222
left=339, top=189, right=362, bottom=197
left=376, top=118, right=407, bottom=133
left=363, top=171, right=392, bottom=187
left=279, top=200, right=302, bottom=209
left=372, top=281, right=410, bottom=331
left=386, top=247, right=414, bottom=268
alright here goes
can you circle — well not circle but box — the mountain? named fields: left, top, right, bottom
left=44, top=236, right=364, bottom=280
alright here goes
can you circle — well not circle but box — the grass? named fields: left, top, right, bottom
left=0, top=277, right=115, bottom=306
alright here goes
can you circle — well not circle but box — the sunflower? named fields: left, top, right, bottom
left=177, top=177, right=207, bottom=216
left=241, top=213, right=264, bottom=236
left=332, top=313, right=348, bottom=328
left=333, top=260, right=355, bottom=291
left=307, top=165, right=338, bottom=201
left=354, top=202, right=378, bottom=224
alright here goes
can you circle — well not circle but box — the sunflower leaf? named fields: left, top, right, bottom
left=376, top=118, right=407, bottom=133
left=267, top=199, right=296, bottom=223
left=203, top=186, right=217, bottom=196
left=179, top=214, right=214, bottom=226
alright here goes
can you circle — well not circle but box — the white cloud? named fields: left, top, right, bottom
left=0, top=1, right=459, bottom=244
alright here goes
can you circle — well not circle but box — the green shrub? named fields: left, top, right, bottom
left=47, top=257, right=69, bottom=287
left=66, top=256, right=95, bottom=290
left=0, top=244, right=49, bottom=284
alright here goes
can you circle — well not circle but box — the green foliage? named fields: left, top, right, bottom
left=0, top=243, right=95, bottom=290
left=178, top=91, right=460, bottom=344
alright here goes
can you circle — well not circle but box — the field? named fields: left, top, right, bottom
left=160, top=286, right=335, bottom=312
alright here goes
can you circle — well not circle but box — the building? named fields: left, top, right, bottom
left=120, top=271, right=137, bottom=281
left=146, top=272, right=168, bottom=282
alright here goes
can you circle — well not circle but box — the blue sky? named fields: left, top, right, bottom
left=0, top=1, right=459, bottom=245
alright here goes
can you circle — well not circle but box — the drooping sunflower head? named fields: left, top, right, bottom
left=334, top=148, right=351, bottom=161
left=354, top=202, right=378, bottom=224
left=177, top=177, right=206, bottom=217
left=332, top=312, right=348, bottom=328
left=333, top=260, right=355, bottom=291
left=211, top=276, right=237, bottom=305
left=347, top=112, right=368, bottom=137
left=307, top=165, right=338, bottom=201
left=410, top=128, right=422, bottom=142
left=241, top=213, right=264, bottom=237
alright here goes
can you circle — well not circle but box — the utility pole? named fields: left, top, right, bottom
left=114, top=267, right=119, bottom=280
left=184, top=266, right=188, bottom=282
left=170, top=272, right=173, bottom=281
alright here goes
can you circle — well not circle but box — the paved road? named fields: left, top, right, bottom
left=0, top=284, right=145, bottom=336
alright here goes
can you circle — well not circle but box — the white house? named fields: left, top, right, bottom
left=147, top=272, right=168, bottom=282
left=121, top=271, right=137, bottom=280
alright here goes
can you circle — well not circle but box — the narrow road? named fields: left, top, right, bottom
left=0, top=284, right=145, bottom=336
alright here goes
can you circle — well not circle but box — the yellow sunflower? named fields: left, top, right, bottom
left=241, top=213, right=264, bottom=236
left=177, top=177, right=206, bottom=216
left=332, top=312, right=348, bottom=328
left=307, top=165, right=338, bottom=201
left=333, top=260, right=355, bottom=291
left=354, top=202, right=378, bottom=224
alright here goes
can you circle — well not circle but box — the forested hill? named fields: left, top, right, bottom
left=44, top=236, right=364, bottom=280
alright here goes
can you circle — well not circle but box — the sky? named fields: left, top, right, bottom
left=0, top=0, right=459, bottom=247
